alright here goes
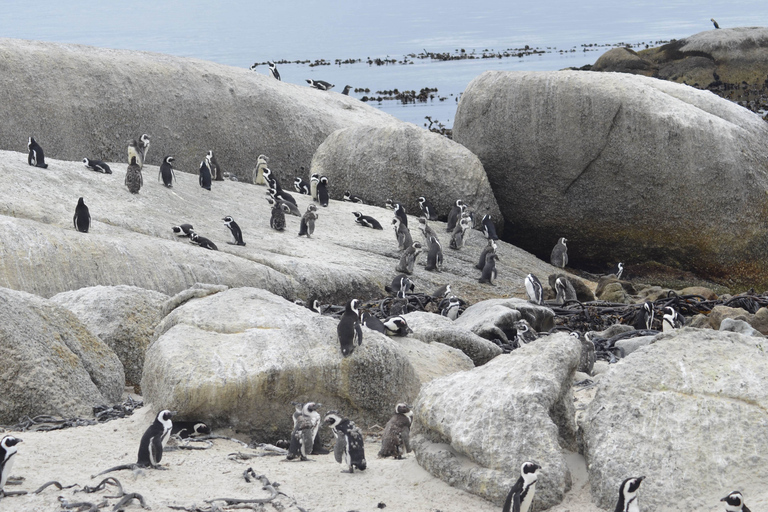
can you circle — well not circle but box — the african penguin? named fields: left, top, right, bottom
left=615, top=262, right=624, bottom=280
left=127, top=139, right=143, bottom=169
left=317, top=176, right=330, bottom=207
left=418, top=217, right=438, bottom=250
left=433, top=283, right=451, bottom=299
left=385, top=274, right=414, bottom=296
left=125, top=156, right=143, bottom=194
left=198, top=158, right=212, bottom=190
left=73, top=197, right=91, bottom=233
left=524, top=274, right=544, bottom=305
left=27, top=137, right=48, bottom=168
left=353, top=212, right=383, bottom=229
left=396, top=242, right=422, bottom=274
left=417, top=196, right=438, bottom=221
left=479, top=249, right=499, bottom=285
left=662, top=306, right=684, bottom=332
left=171, top=421, right=211, bottom=439
left=270, top=186, right=297, bottom=207
left=392, top=217, right=413, bottom=251
left=137, top=410, right=175, bottom=468
left=298, top=204, right=318, bottom=237
left=378, top=403, right=413, bottom=459
left=268, top=195, right=301, bottom=217
left=294, top=176, right=310, bottom=195
left=0, top=435, right=22, bottom=494
left=287, top=402, right=321, bottom=461
left=440, top=296, right=462, bottom=320
left=554, top=277, right=578, bottom=305
left=613, top=476, right=644, bottom=512
left=446, top=199, right=464, bottom=232
left=269, top=198, right=288, bottom=231
left=207, top=150, right=223, bottom=181
left=721, top=491, right=751, bottom=512
left=189, top=232, right=218, bottom=251
left=341, top=85, right=352, bottom=95
left=393, top=203, right=408, bottom=228
left=482, top=213, right=499, bottom=240
left=222, top=216, right=246, bottom=246
left=476, top=239, right=498, bottom=270
left=138, top=134, right=151, bottom=163
left=514, top=320, right=538, bottom=346
left=337, top=299, right=363, bottom=357
left=632, top=301, right=655, bottom=330
left=550, top=237, right=568, bottom=268
left=424, top=235, right=443, bottom=271
left=385, top=198, right=396, bottom=210
left=449, top=215, right=471, bottom=250
left=382, top=316, right=412, bottom=337
left=324, top=411, right=346, bottom=464
left=268, top=61, right=281, bottom=80
left=502, top=461, right=540, bottom=512
left=361, top=311, right=387, bottom=334
left=335, top=417, right=366, bottom=472
left=306, top=79, right=334, bottom=91
left=159, top=156, right=175, bottom=187
left=172, top=224, right=194, bottom=237
left=343, top=191, right=364, bottom=203
left=83, top=158, right=112, bottom=174
left=310, top=173, right=320, bottom=201
left=253, top=154, right=269, bottom=185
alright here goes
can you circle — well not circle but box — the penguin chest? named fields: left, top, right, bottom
left=625, top=497, right=640, bottom=512
left=520, top=481, right=536, bottom=512
left=0, top=454, right=16, bottom=488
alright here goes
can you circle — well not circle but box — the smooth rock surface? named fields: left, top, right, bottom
left=454, top=297, right=555, bottom=341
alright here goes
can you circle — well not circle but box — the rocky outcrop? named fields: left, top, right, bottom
left=592, top=47, right=655, bottom=75
left=412, top=333, right=582, bottom=508
left=453, top=297, right=555, bottom=346
left=309, top=123, right=502, bottom=224
left=0, top=287, right=124, bottom=423
left=453, top=70, right=768, bottom=288
left=51, top=285, right=170, bottom=386
left=582, top=328, right=768, bottom=510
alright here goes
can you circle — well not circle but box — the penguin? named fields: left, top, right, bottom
left=632, top=301, right=655, bottom=330
left=323, top=411, right=347, bottom=465
left=392, top=217, right=413, bottom=251
left=440, top=296, right=462, bottom=320
left=378, top=403, right=413, bottom=459
left=554, top=277, right=578, bottom=305
left=482, top=214, right=499, bottom=240
left=433, top=283, right=451, bottom=299
left=222, top=216, right=246, bottom=246
left=317, top=176, right=330, bottom=207
left=446, top=199, right=464, bottom=232
left=0, top=435, right=22, bottom=495
left=514, top=320, right=538, bottom=346
left=287, top=402, right=321, bottom=461
left=343, top=191, right=364, bottom=203
left=268, top=61, right=281, bottom=80
left=417, top=196, right=438, bottom=221
left=198, top=158, right=212, bottom=191
left=299, top=204, right=318, bottom=237
left=385, top=274, right=414, bottom=296
left=310, top=173, right=320, bottom=201
left=361, top=311, right=387, bottom=334
left=449, top=215, right=471, bottom=250
left=267, top=194, right=301, bottom=217
left=479, top=250, right=499, bottom=285
left=73, top=197, right=91, bottom=233
left=207, top=150, right=223, bottom=181
left=189, top=232, right=218, bottom=251
left=337, top=298, right=363, bottom=357
left=711, top=18, right=720, bottom=29
left=270, top=186, right=297, bottom=207
left=137, top=410, right=175, bottom=468
left=396, top=242, right=422, bottom=274
left=381, top=316, right=412, bottom=337
left=385, top=198, right=396, bottom=210
left=127, top=139, right=143, bottom=170
left=125, top=155, right=143, bottom=194
left=269, top=199, right=287, bottom=231
left=341, top=85, right=352, bottom=95
left=524, top=274, right=544, bottom=305
left=159, top=156, right=175, bottom=187
left=476, top=240, right=498, bottom=270
left=172, top=224, right=194, bottom=237
left=253, top=154, right=269, bottom=185
left=171, top=421, right=211, bottom=439
left=27, top=137, right=48, bottom=168
left=83, top=158, right=112, bottom=174
left=425, top=235, right=443, bottom=271
left=418, top=217, right=438, bottom=250
left=502, top=461, right=540, bottom=512
left=550, top=237, right=568, bottom=268
left=393, top=203, right=408, bottom=228
left=662, top=306, right=684, bottom=332
left=615, top=262, right=624, bottom=280
left=353, top=212, right=383, bottom=230
left=613, top=476, right=644, bottom=512
left=306, top=79, right=335, bottom=91
left=721, top=491, right=751, bottom=512
left=335, top=418, right=366, bottom=473
left=138, top=134, right=151, bottom=164
left=294, top=177, right=310, bottom=195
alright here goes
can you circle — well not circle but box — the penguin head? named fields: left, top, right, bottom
left=347, top=299, right=361, bottom=316
left=222, top=216, right=234, bottom=224
left=262, top=167, right=272, bottom=179
left=193, top=422, right=211, bottom=435
left=619, top=476, right=644, bottom=502
left=520, top=461, right=541, bottom=485
left=206, top=150, right=214, bottom=161
left=324, top=411, right=342, bottom=427
left=303, top=402, right=321, bottom=414
left=164, top=156, right=175, bottom=165
left=140, top=134, right=150, bottom=145
left=721, top=491, right=746, bottom=511
left=77, top=197, right=85, bottom=207
left=307, top=204, right=318, bottom=213
left=28, top=137, right=34, bottom=148
left=320, top=176, right=328, bottom=185
left=156, top=410, right=176, bottom=428
left=559, top=237, right=568, bottom=246
left=352, top=212, right=363, bottom=220
left=343, top=191, right=351, bottom=200
left=258, top=154, right=268, bottom=164
left=385, top=198, right=395, bottom=209
left=306, top=79, right=314, bottom=85
left=82, top=158, right=90, bottom=167
left=249, top=62, right=258, bottom=71
left=395, top=403, right=411, bottom=414
left=417, top=196, right=426, bottom=205
left=384, top=316, right=412, bottom=335
left=1, top=435, right=22, bottom=453
left=268, top=61, right=276, bottom=68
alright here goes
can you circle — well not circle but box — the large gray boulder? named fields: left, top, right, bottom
left=0, top=287, right=125, bottom=423
left=454, top=297, right=555, bottom=340
left=0, top=38, right=397, bottom=183
left=582, top=328, right=768, bottom=510
left=309, top=123, right=502, bottom=224
left=412, top=333, right=582, bottom=508
left=453, top=70, right=768, bottom=289
left=51, top=285, right=170, bottom=387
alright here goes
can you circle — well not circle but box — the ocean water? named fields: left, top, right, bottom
left=2, top=1, right=767, bottom=127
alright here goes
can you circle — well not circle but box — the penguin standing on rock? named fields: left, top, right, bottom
left=481, top=214, right=499, bottom=240
left=27, top=137, right=48, bottom=168
left=446, top=199, right=464, bottom=232
left=159, top=156, right=175, bottom=187
left=396, top=242, right=422, bottom=274
left=299, top=204, right=318, bottom=237
left=253, top=155, right=269, bottom=185
left=269, top=199, right=288, bottom=231
left=425, top=235, right=443, bottom=271
left=378, top=404, right=413, bottom=459
left=125, top=156, right=143, bottom=194
left=479, top=249, right=499, bottom=285
left=317, top=176, right=330, bottom=207
left=613, top=476, right=644, bottom=512
left=207, top=150, right=223, bottom=181
left=550, top=237, right=568, bottom=268
left=199, top=158, right=212, bottom=190
left=0, top=435, right=22, bottom=496
left=524, top=274, right=544, bottom=305
left=417, top=196, right=438, bottom=221
left=337, top=299, right=363, bottom=357
left=721, top=491, right=751, bottom=512
left=138, top=134, right=151, bottom=164
left=449, top=215, right=471, bottom=250
left=268, top=61, right=281, bottom=80
left=73, top=197, right=91, bottom=233
left=222, top=216, right=246, bottom=246
left=392, top=217, right=413, bottom=251
left=440, top=296, right=462, bottom=320
left=385, top=274, right=414, bottom=296
left=476, top=240, right=498, bottom=270
left=127, top=139, right=143, bottom=169
left=502, top=461, right=540, bottom=512
left=418, top=217, right=438, bottom=250
left=310, top=173, right=320, bottom=201
left=83, top=158, right=112, bottom=174
left=393, top=203, right=408, bottom=228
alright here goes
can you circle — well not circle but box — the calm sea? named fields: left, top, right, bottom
left=2, top=0, right=767, bottom=127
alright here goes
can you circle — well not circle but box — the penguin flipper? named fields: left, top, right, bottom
left=402, top=428, right=411, bottom=453
left=354, top=322, right=363, bottom=346
left=150, top=434, right=164, bottom=464
left=333, top=436, right=345, bottom=464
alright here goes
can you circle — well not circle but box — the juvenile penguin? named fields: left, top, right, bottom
left=298, top=204, right=318, bottom=237
left=341, top=85, right=352, bottom=95
left=198, top=158, right=212, bottom=190
left=294, top=176, right=310, bottom=195
left=335, top=418, right=366, bottom=473
left=222, top=216, right=246, bottom=246
left=125, top=155, right=143, bottom=194
left=138, top=133, right=151, bottom=163
left=317, top=176, right=330, bottom=207
left=476, top=240, right=498, bottom=270
left=524, top=274, right=544, bottom=305
left=306, top=79, right=335, bottom=90
left=502, top=461, right=540, bottom=512
left=310, top=173, right=320, bottom=201
left=127, top=139, right=143, bottom=169
left=27, top=137, right=48, bottom=168
left=207, top=150, right=223, bottom=181
left=392, top=217, right=413, bottom=251
left=287, top=402, right=321, bottom=461
left=396, top=241, right=422, bottom=274
left=417, top=196, right=439, bottom=221
left=721, top=491, right=751, bottom=512
left=446, top=199, right=464, bottom=232
left=137, top=410, right=175, bottom=468
left=550, top=237, right=568, bottom=268
left=343, top=191, right=364, bottom=203
left=424, top=235, right=443, bottom=271
left=481, top=213, right=499, bottom=240
left=378, top=403, right=413, bottom=459
left=268, top=61, right=281, bottom=80
left=159, top=156, right=175, bottom=187
left=614, top=476, right=644, bottom=512
left=269, top=199, right=288, bottom=231
left=172, top=224, right=194, bottom=237
left=711, top=18, right=720, bottom=29
left=353, top=212, right=383, bottom=229
left=73, top=197, right=91, bottom=233
left=253, top=154, right=269, bottom=185
left=337, top=299, right=363, bottom=357
left=189, top=232, right=218, bottom=251
left=83, top=158, right=112, bottom=174
left=0, top=435, right=22, bottom=495
left=479, top=249, right=499, bottom=285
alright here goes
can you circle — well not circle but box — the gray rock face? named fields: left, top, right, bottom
left=309, top=123, right=502, bottom=224
left=142, top=287, right=425, bottom=436
left=0, top=287, right=125, bottom=423
left=0, top=38, right=397, bottom=182
left=412, top=333, right=582, bottom=508
left=454, top=297, right=555, bottom=342
left=591, top=47, right=655, bottom=75
left=582, top=328, right=768, bottom=511
left=51, top=285, right=170, bottom=386
left=453, top=70, right=768, bottom=288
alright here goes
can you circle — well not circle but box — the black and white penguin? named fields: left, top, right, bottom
left=268, top=61, right=281, bottom=80
left=524, top=274, right=544, bottom=305
left=554, top=277, right=578, bottom=305
left=361, top=311, right=387, bottom=334
left=198, top=158, right=212, bottom=190
left=613, top=476, right=644, bottom=512
left=433, top=283, right=451, bottom=299
left=479, top=249, right=499, bottom=285
left=615, top=262, right=624, bottom=280
left=446, top=199, right=464, bottom=232
left=253, top=154, right=269, bottom=185
left=73, top=197, right=91, bottom=233
left=378, top=403, right=413, bottom=459
left=189, top=232, right=218, bottom=251
left=337, top=299, right=363, bottom=357
left=632, top=301, right=655, bottom=330
left=127, top=139, right=143, bottom=170
left=353, top=212, right=383, bottom=230
left=381, top=316, right=412, bottom=337
left=385, top=274, right=414, bottom=297
left=550, top=237, right=568, bottom=268
left=299, top=204, right=318, bottom=237
left=306, top=79, right=335, bottom=91
left=392, top=217, right=413, bottom=251
left=711, top=18, right=720, bottom=29
left=425, top=235, right=443, bottom=271
left=287, top=402, right=321, bottom=461
left=0, top=435, right=22, bottom=495
left=268, top=195, right=300, bottom=217
left=418, top=217, right=438, bottom=250
left=385, top=198, right=396, bottom=210
left=721, top=491, right=751, bottom=512
left=396, top=242, right=423, bottom=274
left=317, top=176, right=330, bottom=207
left=222, top=216, right=246, bottom=246
left=269, top=185, right=297, bottom=207
left=207, top=150, right=223, bottom=181
left=514, top=320, right=538, bottom=346
left=324, top=411, right=346, bottom=463
left=335, top=417, right=366, bottom=473
left=310, top=173, right=320, bottom=201
left=159, top=156, right=175, bottom=187
left=269, top=199, right=288, bottom=231
left=502, top=461, right=540, bottom=512
left=171, top=421, right=211, bottom=439
left=27, top=137, right=48, bottom=168
left=662, top=306, right=684, bottom=332
left=417, top=196, right=439, bottom=221
left=125, top=156, right=143, bottom=194
left=137, top=410, right=175, bottom=468
left=83, top=158, right=112, bottom=174
left=482, top=214, right=499, bottom=240
left=476, top=240, right=498, bottom=270
left=440, top=296, right=462, bottom=320
left=294, top=176, right=310, bottom=195
left=449, top=215, right=471, bottom=250
left=393, top=203, right=408, bottom=228
left=341, top=85, right=352, bottom=95
left=343, top=191, right=364, bottom=203
left=138, top=134, right=151, bottom=164
left=172, top=224, right=194, bottom=237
